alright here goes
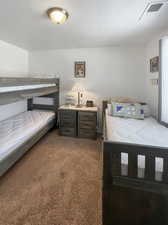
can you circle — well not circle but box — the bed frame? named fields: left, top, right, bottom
left=0, top=77, right=59, bottom=105
left=0, top=77, right=59, bottom=177
left=102, top=100, right=168, bottom=225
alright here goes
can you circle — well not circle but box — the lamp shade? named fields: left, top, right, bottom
left=72, top=84, right=86, bottom=93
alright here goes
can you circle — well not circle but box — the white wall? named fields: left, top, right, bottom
left=0, top=40, right=28, bottom=76
left=29, top=46, right=146, bottom=128
left=0, top=101, right=27, bottom=122
left=0, top=32, right=165, bottom=125
left=0, top=35, right=164, bottom=123
left=146, top=29, right=168, bottom=118
left=0, top=40, right=29, bottom=121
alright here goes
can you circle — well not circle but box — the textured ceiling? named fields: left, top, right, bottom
left=0, top=0, right=168, bottom=50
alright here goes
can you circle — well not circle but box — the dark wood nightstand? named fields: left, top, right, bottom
left=58, top=105, right=98, bottom=139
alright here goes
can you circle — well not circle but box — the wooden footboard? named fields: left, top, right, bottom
left=103, top=140, right=168, bottom=194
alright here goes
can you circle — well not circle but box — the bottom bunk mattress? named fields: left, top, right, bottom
left=0, top=110, right=55, bottom=175
left=105, top=110, right=168, bottom=181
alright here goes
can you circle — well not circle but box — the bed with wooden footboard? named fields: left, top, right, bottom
left=102, top=100, right=168, bottom=225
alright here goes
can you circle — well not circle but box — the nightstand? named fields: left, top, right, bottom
left=58, top=105, right=98, bottom=139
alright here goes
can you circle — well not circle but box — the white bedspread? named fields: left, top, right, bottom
left=106, top=110, right=168, bottom=148
left=105, top=110, right=168, bottom=175
left=0, top=110, right=55, bottom=161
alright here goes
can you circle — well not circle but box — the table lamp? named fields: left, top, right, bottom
left=72, top=84, right=85, bottom=108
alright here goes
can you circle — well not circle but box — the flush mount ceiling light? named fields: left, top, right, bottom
left=47, top=7, right=69, bottom=24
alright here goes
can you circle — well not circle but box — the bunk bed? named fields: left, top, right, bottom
left=0, top=77, right=59, bottom=176
left=102, top=100, right=168, bottom=225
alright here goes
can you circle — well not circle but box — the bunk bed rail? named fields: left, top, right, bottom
left=0, top=77, right=59, bottom=105
left=0, top=77, right=58, bottom=86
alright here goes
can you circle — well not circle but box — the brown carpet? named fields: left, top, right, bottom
left=0, top=131, right=102, bottom=225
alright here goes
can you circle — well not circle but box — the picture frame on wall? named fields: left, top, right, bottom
left=150, top=56, right=159, bottom=73
left=74, top=61, right=86, bottom=78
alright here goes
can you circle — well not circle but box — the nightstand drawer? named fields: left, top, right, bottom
left=60, top=110, right=76, bottom=120
left=79, top=120, right=96, bottom=130
left=60, top=119, right=76, bottom=128
left=59, top=128, right=76, bottom=137
left=79, top=111, right=97, bottom=122
left=78, top=129, right=96, bottom=139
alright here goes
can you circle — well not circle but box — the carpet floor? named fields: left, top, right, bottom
left=0, top=130, right=102, bottom=225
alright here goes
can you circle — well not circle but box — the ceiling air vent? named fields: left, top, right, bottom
left=139, top=1, right=168, bottom=21
left=147, top=3, right=163, bottom=12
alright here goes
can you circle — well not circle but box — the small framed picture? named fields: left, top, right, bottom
left=75, top=61, right=86, bottom=78
left=150, top=56, right=159, bottom=73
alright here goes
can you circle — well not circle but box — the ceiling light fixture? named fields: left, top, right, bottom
left=47, top=7, right=69, bottom=24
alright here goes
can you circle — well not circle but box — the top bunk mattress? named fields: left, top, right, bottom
left=0, top=110, right=55, bottom=161
left=105, top=109, right=168, bottom=148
